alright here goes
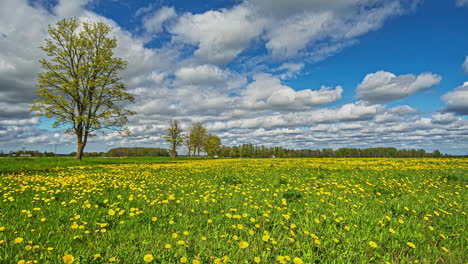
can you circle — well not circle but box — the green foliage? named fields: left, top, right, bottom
left=205, top=134, right=221, bottom=157
left=30, top=18, right=135, bottom=160
left=188, top=122, right=208, bottom=156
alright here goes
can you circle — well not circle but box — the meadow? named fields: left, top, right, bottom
left=0, top=158, right=466, bottom=263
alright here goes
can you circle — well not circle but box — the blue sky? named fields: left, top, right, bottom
left=0, top=0, right=467, bottom=154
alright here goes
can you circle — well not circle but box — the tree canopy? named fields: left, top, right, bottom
left=31, top=18, right=135, bottom=160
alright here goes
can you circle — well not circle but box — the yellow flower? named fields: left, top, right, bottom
left=180, top=257, right=188, bottom=263
left=25, top=245, right=32, bottom=250
left=151, top=217, right=158, bottom=221
left=63, top=254, right=75, bottom=264
left=192, top=260, right=201, bottom=264
left=369, top=241, right=378, bottom=248
left=239, top=241, right=249, bottom=249
left=14, top=237, right=23, bottom=244
left=407, top=242, right=416, bottom=249
left=165, top=243, right=172, bottom=249
left=441, top=247, right=449, bottom=252
left=293, top=257, right=304, bottom=264
left=109, top=257, right=116, bottom=262
left=93, top=254, right=101, bottom=259
left=262, top=234, right=270, bottom=242
left=0, top=227, right=5, bottom=232
left=428, top=226, right=434, bottom=231
left=143, top=254, right=154, bottom=262
left=389, top=228, right=396, bottom=234
left=18, top=260, right=25, bottom=264
left=177, top=240, right=185, bottom=245
left=254, top=256, right=261, bottom=263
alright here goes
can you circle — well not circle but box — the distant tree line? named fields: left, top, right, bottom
left=0, top=150, right=56, bottom=157
left=216, top=144, right=446, bottom=158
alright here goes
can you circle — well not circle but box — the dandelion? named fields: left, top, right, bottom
left=151, top=217, right=158, bottom=221
left=389, top=228, right=396, bottom=234
left=18, top=260, right=25, bottom=264
left=143, top=254, right=154, bottom=262
left=239, top=241, right=249, bottom=249
left=254, top=256, right=261, bottom=263
left=293, top=257, right=304, bottom=264
left=180, top=257, right=188, bottom=263
left=428, top=226, right=434, bottom=231
left=25, top=245, right=32, bottom=250
left=62, top=254, right=74, bottom=264
left=93, top=254, right=101, bottom=259
left=407, top=242, right=416, bottom=249
left=109, top=257, right=116, bottom=262
left=14, top=237, right=23, bottom=244
left=193, top=260, right=201, bottom=264
left=165, top=244, right=172, bottom=249
left=369, top=241, right=378, bottom=248
left=108, top=209, right=116, bottom=215
left=441, top=247, right=449, bottom=252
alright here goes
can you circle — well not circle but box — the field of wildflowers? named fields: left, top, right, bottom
left=0, top=158, right=466, bottom=263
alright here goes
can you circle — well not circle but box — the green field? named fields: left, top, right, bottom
left=0, top=158, right=466, bottom=263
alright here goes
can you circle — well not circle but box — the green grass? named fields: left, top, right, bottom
left=0, top=156, right=202, bottom=173
left=0, top=158, right=466, bottom=263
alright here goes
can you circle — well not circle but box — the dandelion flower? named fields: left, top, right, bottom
left=441, top=247, right=449, bottom=252
left=180, top=257, right=188, bottom=263
left=143, top=254, right=154, bottom=262
left=14, top=237, right=23, bottom=244
left=63, top=254, right=74, bottom=264
left=254, top=256, right=261, bottom=263
left=293, top=257, right=304, bottom=264
left=239, top=241, right=249, bottom=249
left=407, top=242, right=416, bottom=249
left=369, top=241, right=378, bottom=248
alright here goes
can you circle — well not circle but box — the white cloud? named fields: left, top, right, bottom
left=463, top=56, right=468, bottom=73
left=357, top=71, right=441, bottom=103
left=175, top=64, right=228, bottom=85
left=171, top=5, right=266, bottom=64
left=442, top=82, right=468, bottom=115
left=170, top=0, right=409, bottom=63
left=54, top=0, right=89, bottom=18
left=240, top=74, right=342, bottom=110
left=142, top=6, right=176, bottom=37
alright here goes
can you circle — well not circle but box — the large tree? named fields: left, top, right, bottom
left=204, top=134, right=221, bottom=157
left=164, top=120, right=184, bottom=158
left=188, top=122, right=208, bottom=156
left=31, top=18, right=135, bottom=160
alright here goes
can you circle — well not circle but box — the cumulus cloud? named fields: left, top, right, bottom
left=357, top=71, right=441, bottom=103
left=442, top=82, right=468, bottom=115
left=175, top=64, right=229, bottom=85
left=170, top=0, right=411, bottom=63
left=142, top=6, right=176, bottom=39
left=240, top=74, right=342, bottom=110
left=171, top=5, right=266, bottom=64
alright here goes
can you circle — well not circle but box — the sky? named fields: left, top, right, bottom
left=0, top=0, right=467, bottom=155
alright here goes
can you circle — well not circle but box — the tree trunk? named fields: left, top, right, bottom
left=76, top=142, right=85, bottom=160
